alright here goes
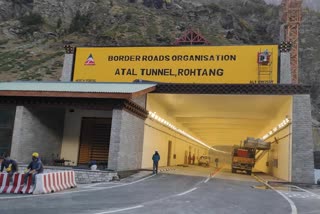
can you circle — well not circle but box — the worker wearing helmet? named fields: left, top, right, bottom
left=0, top=154, right=18, bottom=182
left=23, top=152, right=43, bottom=187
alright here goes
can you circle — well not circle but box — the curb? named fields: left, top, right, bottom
left=159, top=167, right=177, bottom=173
left=253, top=173, right=317, bottom=187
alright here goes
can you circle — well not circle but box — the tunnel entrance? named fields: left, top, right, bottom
left=143, top=94, right=293, bottom=181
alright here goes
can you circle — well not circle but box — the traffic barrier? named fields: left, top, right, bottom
left=0, top=173, right=33, bottom=194
left=1, top=171, right=76, bottom=194
left=33, top=171, right=77, bottom=194
left=0, top=173, right=10, bottom=193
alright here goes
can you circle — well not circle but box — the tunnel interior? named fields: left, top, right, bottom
left=143, top=94, right=293, bottom=181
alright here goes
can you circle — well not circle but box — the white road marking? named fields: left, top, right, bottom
left=0, top=174, right=156, bottom=200
left=93, top=205, right=144, bottom=214
left=270, top=189, right=297, bottom=214
left=289, top=185, right=320, bottom=198
left=204, top=177, right=210, bottom=183
left=177, top=187, right=197, bottom=196
left=302, top=210, right=320, bottom=214
left=253, top=175, right=297, bottom=214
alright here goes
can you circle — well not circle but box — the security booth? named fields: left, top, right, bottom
left=0, top=82, right=156, bottom=171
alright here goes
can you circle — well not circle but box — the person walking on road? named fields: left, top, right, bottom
left=215, top=158, right=219, bottom=168
left=152, top=151, right=160, bottom=174
left=23, top=152, right=43, bottom=187
left=0, top=154, right=18, bottom=182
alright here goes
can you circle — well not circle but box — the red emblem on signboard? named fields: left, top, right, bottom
left=85, top=54, right=95, bottom=66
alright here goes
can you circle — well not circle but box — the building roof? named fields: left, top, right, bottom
left=0, top=82, right=157, bottom=93
left=0, top=82, right=157, bottom=99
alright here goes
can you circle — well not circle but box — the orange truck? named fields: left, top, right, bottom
left=231, top=147, right=256, bottom=175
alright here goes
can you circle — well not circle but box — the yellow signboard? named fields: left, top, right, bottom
left=72, top=45, right=278, bottom=84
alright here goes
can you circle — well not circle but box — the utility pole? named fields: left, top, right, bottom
left=281, top=0, right=302, bottom=84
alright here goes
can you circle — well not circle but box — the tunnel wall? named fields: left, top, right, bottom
left=142, top=95, right=208, bottom=169
left=255, top=96, right=292, bottom=181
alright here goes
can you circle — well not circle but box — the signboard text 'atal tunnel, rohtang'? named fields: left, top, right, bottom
left=72, top=46, right=278, bottom=84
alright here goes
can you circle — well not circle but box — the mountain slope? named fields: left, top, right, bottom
left=0, top=0, right=280, bottom=81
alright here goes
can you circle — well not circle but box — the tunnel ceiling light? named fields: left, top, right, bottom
left=148, top=111, right=228, bottom=154
left=261, top=118, right=291, bottom=140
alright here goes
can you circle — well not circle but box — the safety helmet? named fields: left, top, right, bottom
left=6, top=164, right=12, bottom=172
left=32, top=152, right=39, bottom=158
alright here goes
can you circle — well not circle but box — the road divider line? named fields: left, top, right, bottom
left=93, top=205, right=144, bottom=214
left=252, top=174, right=297, bottom=214
left=204, top=177, right=210, bottom=183
left=211, top=167, right=223, bottom=177
left=177, top=187, right=197, bottom=196
left=205, top=166, right=224, bottom=183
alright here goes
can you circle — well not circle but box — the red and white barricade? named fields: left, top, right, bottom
left=33, top=171, right=77, bottom=195
left=0, top=173, right=33, bottom=194
left=1, top=171, right=76, bottom=195
left=0, top=173, right=10, bottom=193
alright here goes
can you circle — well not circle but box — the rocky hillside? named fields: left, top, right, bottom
left=0, top=0, right=319, bottom=124
left=0, top=0, right=280, bottom=81
left=299, top=9, right=320, bottom=122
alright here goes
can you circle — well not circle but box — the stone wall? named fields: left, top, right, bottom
left=60, top=54, right=74, bottom=82
left=74, top=169, right=118, bottom=184
left=108, top=109, right=145, bottom=171
left=18, top=165, right=118, bottom=184
left=291, top=95, right=315, bottom=183
left=132, top=95, right=146, bottom=108
left=11, top=106, right=65, bottom=164
left=280, top=52, right=291, bottom=84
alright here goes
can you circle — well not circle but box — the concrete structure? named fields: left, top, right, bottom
left=291, top=95, right=314, bottom=183
left=11, top=106, right=65, bottom=164
left=280, top=52, right=292, bottom=84
left=60, top=54, right=74, bottom=82
left=0, top=47, right=315, bottom=184
left=108, top=109, right=145, bottom=171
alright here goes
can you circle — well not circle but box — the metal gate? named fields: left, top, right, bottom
left=78, top=118, right=112, bottom=166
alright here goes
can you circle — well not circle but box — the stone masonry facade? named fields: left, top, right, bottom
left=10, top=106, right=65, bottom=164
left=292, top=95, right=315, bottom=183
left=280, top=52, right=292, bottom=84
left=108, top=109, right=145, bottom=171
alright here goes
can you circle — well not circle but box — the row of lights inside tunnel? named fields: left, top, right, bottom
left=261, top=118, right=291, bottom=140
left=148, top=112, right=291, bottom=152
left=148, top=111, right=229, bottom=154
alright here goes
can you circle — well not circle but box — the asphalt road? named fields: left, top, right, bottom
left=0, top=165, right=319, bottom=214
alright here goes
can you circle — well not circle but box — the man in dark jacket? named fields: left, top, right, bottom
left=152, top=151, right=160, bottom=174
left=23, top=152, right=43, bottom=186
left=0, top=155, right=18, bottom=182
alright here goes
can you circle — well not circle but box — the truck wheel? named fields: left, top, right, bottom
left=246, top=170, right=252, bottom=175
